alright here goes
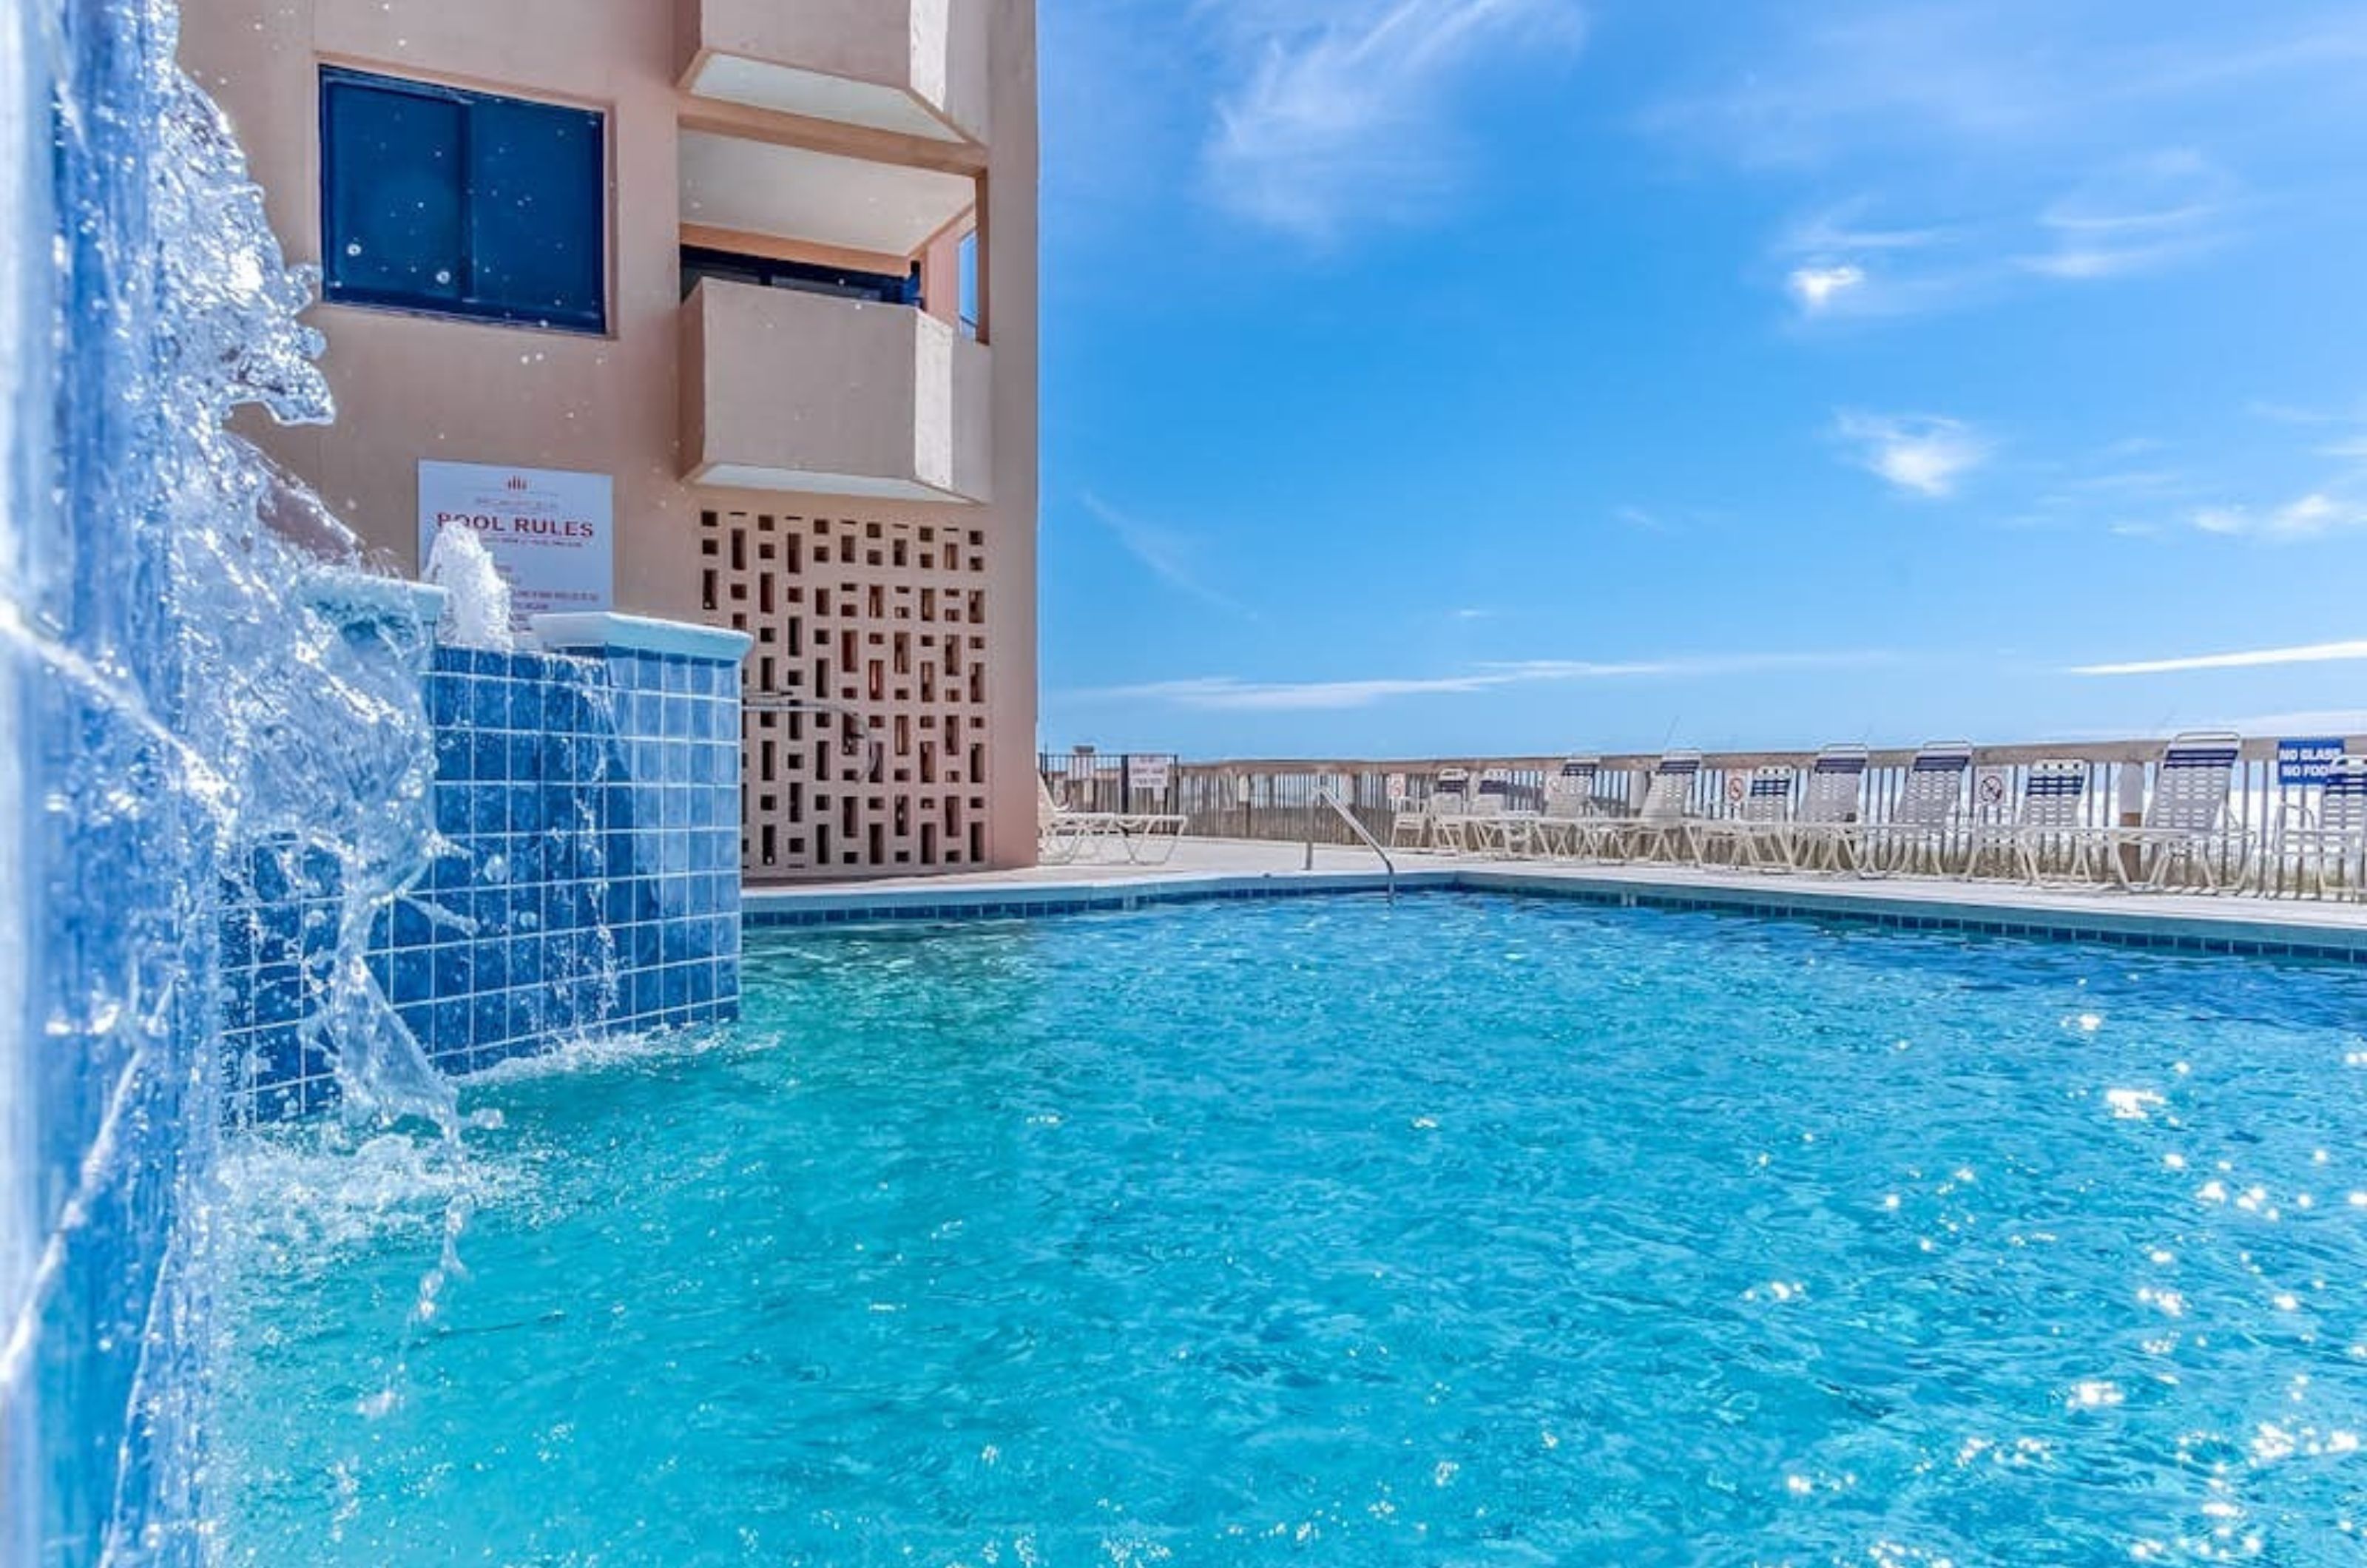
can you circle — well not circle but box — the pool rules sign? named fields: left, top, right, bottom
left=418, top=460, right=613, bottom=625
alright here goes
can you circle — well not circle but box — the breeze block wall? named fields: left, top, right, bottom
left=223, top=613, right=751, bottom=1117
left=699, top=504, right=994, bottom=879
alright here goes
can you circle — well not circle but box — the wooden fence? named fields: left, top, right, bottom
left=1144, top=737, right=2366, bottom=896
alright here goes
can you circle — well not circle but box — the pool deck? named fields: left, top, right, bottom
left=741, top=839, right=2367, bottom=960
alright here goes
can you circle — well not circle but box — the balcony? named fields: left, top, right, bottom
left=677, top=0, right=989, bottom=148
left=680, top=279, right=990, bottom=506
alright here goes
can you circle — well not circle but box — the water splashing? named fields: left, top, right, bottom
left=425, top=524, right=514, bottom=655
left=1, top=0, right=459, bottom=1557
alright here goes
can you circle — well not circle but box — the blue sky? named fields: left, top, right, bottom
left=1034, top=0, right=2367, bottom=760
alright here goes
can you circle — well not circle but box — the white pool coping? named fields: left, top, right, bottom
left=531, top=611, right=752, bottom=662
left=740, top=839, right=2367, bottom=959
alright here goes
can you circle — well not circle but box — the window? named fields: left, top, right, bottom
left=956, top=230, right=980, bottom=340
left=320, top=68, right=606, bottom=333
left=678, top=246, right=918, bottom=308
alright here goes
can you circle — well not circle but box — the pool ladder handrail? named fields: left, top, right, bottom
left=743, top=692, right=883, bottom=783
left=1308, top=785, right=1397, bottom=903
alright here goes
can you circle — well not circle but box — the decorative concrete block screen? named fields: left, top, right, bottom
left=698, top=506, right=991, bottom=878
left=223, top=614, right=751, bottom=1117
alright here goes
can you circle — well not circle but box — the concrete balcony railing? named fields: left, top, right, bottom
left=677, top=0, right=990, bottom=147
left=680, top=279, right=991, bottom=507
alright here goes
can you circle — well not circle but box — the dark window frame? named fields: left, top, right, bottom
left=319, top=66, right=609, bottom=335
left=678, top=244, right=920, bottom=309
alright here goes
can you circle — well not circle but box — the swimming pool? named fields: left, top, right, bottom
left=217, top=893, right=2367, bottom=1564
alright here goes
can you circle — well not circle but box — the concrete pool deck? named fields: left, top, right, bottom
left=741, top=838, right=2367, bottom=960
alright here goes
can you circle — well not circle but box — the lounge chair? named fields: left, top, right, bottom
left=1533, top=757, right=1612, bottom=859
left=1622, top=751, right=1704, bottom=863
left=2277, top=754, right=2367, bottom=899
left=1387, top=785, right=1432, bottom=852
left=1692, top=766, right=1795, bottom=870
left=1465, top=768, right=1535, bottom=857
left=1036, top=774, right=1184, bottom=865
left=2103, top=731, right=2249, bottom=892
left=1428, top=768, right=1473, bottom=854
left=1038, top=775, right=1104, bottom=864
left=1786, top=746, right=1871, bottom=873
left=1966, top=760, right=2106, bottom=885
left=1860, top=742, right=1973, bottom=876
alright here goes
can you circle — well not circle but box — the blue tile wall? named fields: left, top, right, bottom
left=223, top=642, right=743, bottom=1116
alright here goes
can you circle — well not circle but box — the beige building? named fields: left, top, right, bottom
left=180, top=0, right=1040, bottom=880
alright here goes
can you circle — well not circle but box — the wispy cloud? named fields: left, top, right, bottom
left=1834, top=412, right=1990, bottom=499
left=2192, top=492, right=2367, bottom=542
left=1078, top=649, right=1891, bottom=711
left=1770, top=155, right=2236, bottom=322
left=1078, top=492, right=1251, bottom=613
left=1202, top=0, right=1585, bottom=240
left=2071, top=640, right=2367, bottom=677
left=2013, top=150, right=2235, bottom=280
left=1667, top=4, right=2367, bottom=325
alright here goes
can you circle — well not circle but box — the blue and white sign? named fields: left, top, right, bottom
left=2277, top=737, right=2346, bottom=788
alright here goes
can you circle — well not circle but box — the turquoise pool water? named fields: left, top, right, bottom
left=217, top=895, right=2367, bottom=1564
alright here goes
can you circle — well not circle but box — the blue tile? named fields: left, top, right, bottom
left=473, top=993, right=510, bottom=1054
left=430, top=997, right=471, bottom=1055
left=433, top=944, right=474, bottom=998
left=391, top=945, right=433, bottom=1006
left=469, top=784, right=507, bottom=838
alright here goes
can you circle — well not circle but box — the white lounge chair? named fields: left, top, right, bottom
left=1786, top=746, right=1871, bottom=873
left=1428, top=768, right=1473, bottom=854
left=1038, top=775, right=1103, bottom=864
left=1861, top=743, right=1973, bottom=876
left=1623, top=751, right=1704, bottom=863
left=1036, top=774, right=1184, bottom=865
left=1533, top=757, right=1612, bottom=860
left=1692, top=766, right=1795, bottom=870
left=2104, top=731, right=2249, bottom=892
left=1465, top=768, right=1536, bottom=857
left=1967, top=760, right=2107, bottom=885
left=2278, top=754, right=2367, bottom=899
left=1387, top=785, right=1432, bottom=852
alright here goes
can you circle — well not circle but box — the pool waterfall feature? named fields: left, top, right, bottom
left=0, top=4, right=746, bottom=1563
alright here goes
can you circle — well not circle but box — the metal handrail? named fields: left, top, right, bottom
left=744, top=692, right=882, bottom=783
left=1308, top=786, right=1396, bottom=902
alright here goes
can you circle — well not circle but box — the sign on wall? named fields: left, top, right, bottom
left=418, top=460, right=613, bottom=626
left=2277, top=737, right=2346, bottom=788
left=1127, top=755, right=1172, bottom=793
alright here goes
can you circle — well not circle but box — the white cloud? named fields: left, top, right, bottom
left=2070, top=640, right=2367, bottom=677
left=1202, top=0, right=1584, bottom=240
left=2192, top=492, right=2367, bottom=541
left=1834, top=412, right=1990, bottom=499
left=1786, top=265, right=1865, bottom=313
left=1079, top=649, right=1890, bottom=711
left=2014, top=149, right=2235, bottom=280
left=1078, top=492, right=1251, bottom=612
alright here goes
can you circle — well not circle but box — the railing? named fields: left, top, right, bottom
left=1309, top=785, right=1395, bottom=901
left=1156, top=737, right=2367, bottom=898
left=1039, top=751, right=1183, bottom=817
